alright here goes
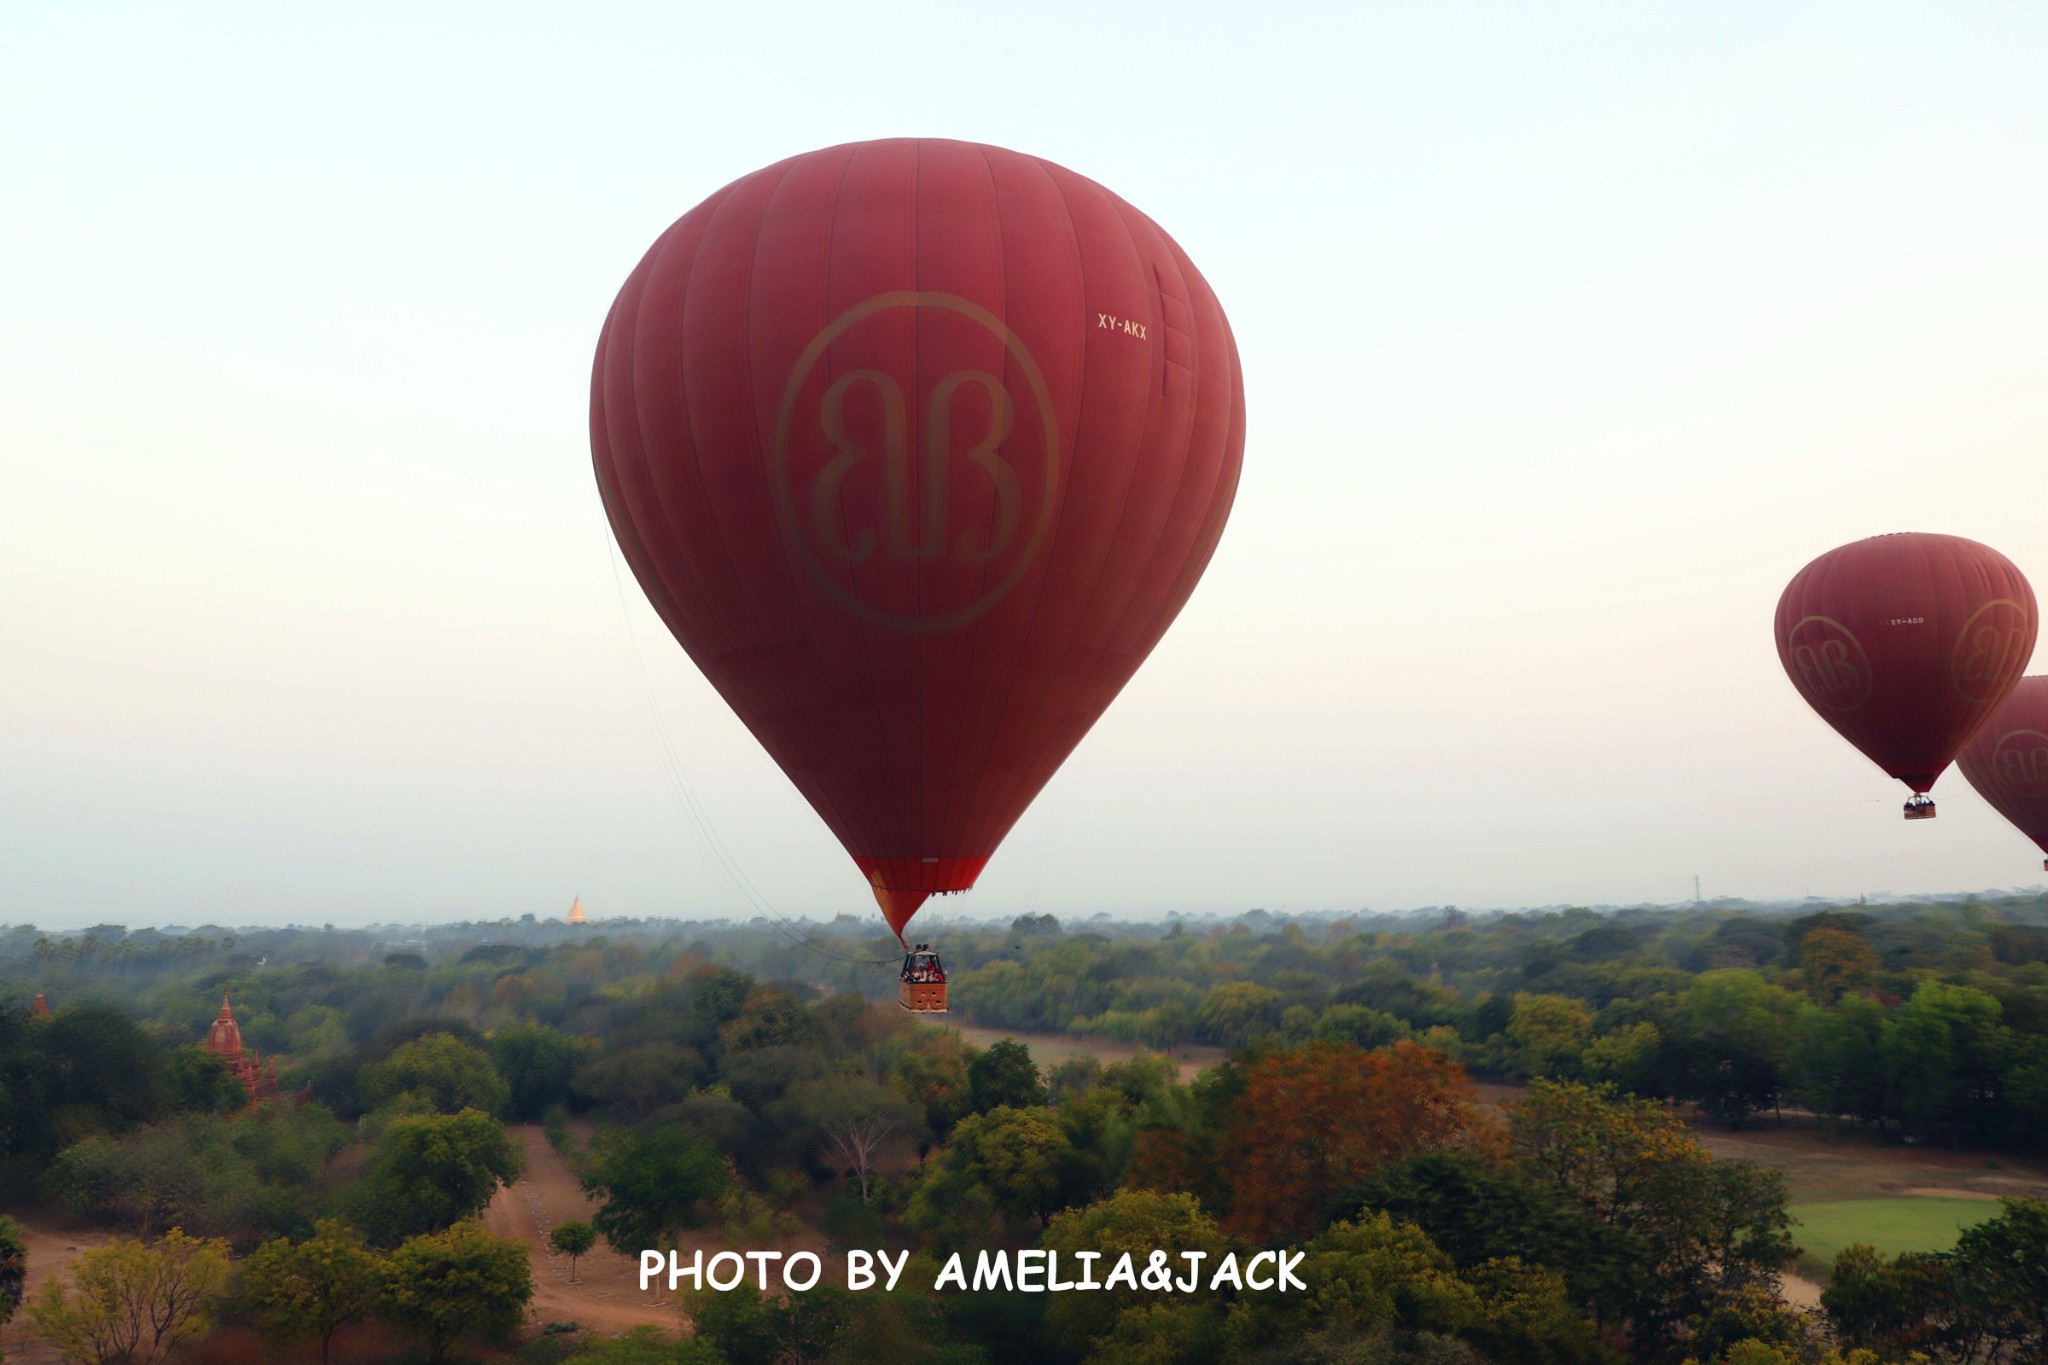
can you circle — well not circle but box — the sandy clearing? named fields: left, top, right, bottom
left=1779, top=1271, right=1824, bottom=1309
left=943, top=1023, right=1228, bottom=1082
left=0, top=1213, right=113, bottom=1365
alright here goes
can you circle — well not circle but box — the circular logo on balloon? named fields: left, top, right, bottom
left=771, top=292, right=1061, bottom=633
left=1785, top=615, right=1874, bottom=712
left=1991, top=729, right=2048, bottom=795
left=1951, top=598, right=2033, bottom=704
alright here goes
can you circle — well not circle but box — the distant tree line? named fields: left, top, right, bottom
left=3, top=898, right=2047, bottom=1362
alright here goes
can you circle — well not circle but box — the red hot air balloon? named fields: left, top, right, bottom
left=590, top=139, right=1244, bottom=943
left=1958, top=676, right=2048, bottom=870
left=1775, top=533, right=2036, bottom=818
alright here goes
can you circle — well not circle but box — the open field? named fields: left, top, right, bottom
left=945, top=1022, right=1230, bottom=1081
left=1588, top=1101, right=2046, bottom=1286
left=1788, top=1196, right=2000, bottom=1272
left=1690, top=1121, right=2048, bottom=1207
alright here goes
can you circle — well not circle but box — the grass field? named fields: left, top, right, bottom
left=1789, top=1196, right=2000, bottom=1274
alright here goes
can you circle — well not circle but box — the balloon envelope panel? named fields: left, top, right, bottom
left=1958, top=675, right=2048, bottom=857
left=1774, top=533, right=2036, bottom=792
left=591, top=139, right=1244, bottom=932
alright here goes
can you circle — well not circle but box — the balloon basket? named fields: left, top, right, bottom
left=899, top=980, right=948, bottom=1013
left=1903, top=797, right=1937, bottom=821
left=898, top=945, right=948, bottom=1013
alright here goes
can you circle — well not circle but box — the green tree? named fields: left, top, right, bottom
left=1311, top=1004, right=1413, bottom=1051
left=777, top=1287, right=855, bottom=1365
left=1197, top=982, right=1285, bottom=1047
left=548, top=1219, right=597, bottom=1282
left=1797, top=927, right=1882, bottom=1004
left=359, top=1033, right=510, bottom=1116
left=1350, top=1150, right=1635, bottom=1324
left=239, top=1220, right=386, bottom=1365
left=41, top=1118, right=271, bottom=1245
left=966, top=1039, right=1046, bottom=1113
left=165, top=1047, right=244, bottom=1115
left=566, top=1326, right=729, bottom=1363
left=1508, top=1080, right=1794, bottom=1351
left=929, top=1104, right=1074, bottom=1225
left=1670, top=971, right=1792, bottom=1126
left=890, top=1033, right=973, bottom=1139
left=357, top=1108, right=522, bottom=1243
left=575, top=1042, right=706, bottom=1122
left=820, top=1281, right=963, bottom=1365
left=28, top=1229, right=230, bottom=1365
left=1882, top=980, right=2009, bottom=1144
left=1506, top=994, right=1593, bottom=1080
left=1945, top=1196, right=2048, bottom=1361
left=0, top=1213, right=24, bottom=1340
left=378, top=1220, right=532, bottom=1365
left=1236, top=1211, right=1605, bottom=1365
left=685, top=1282, right=854, bottom=1365
left=488, top=1022, right=581, bottom=1121
left=1821, top=1243, right=1950, bottom=1359
left=776, top=1075, right=923, bottom=1200
left=39, top=1006, right=171, bottom=1135
left=689, top=1281, right=784, bottom=1365
left=581, top=1125, right=728, bottom=1252
left=1682, top=1283, right=1827, bottom=1365
left=717, top=988, right=823, bottom=1054
left=1581, top=1021, right=1662, bottom=1095
left=1041, top=1190, right=1227, bottom=1355
left=1785, top=997, right=1887, bottom=1130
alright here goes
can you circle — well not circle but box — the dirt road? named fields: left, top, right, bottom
left=483, top=1125, right=685, bottom=1338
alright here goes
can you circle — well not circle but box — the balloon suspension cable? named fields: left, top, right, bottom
left=600, top=529, right=900, bottom=967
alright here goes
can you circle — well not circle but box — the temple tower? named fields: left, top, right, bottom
left=203, top=990, right=277, bottom=1100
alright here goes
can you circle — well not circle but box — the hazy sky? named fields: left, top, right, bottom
left=6, top=2, right=2048, bottom=929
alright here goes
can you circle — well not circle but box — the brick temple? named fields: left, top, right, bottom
left=205, top=990, right=279, bottom=1100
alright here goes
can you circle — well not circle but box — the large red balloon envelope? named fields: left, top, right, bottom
left=1958, top=676, right=2048, bottom=869
left=590, top=140, right=1244, bottom=938
left=1774, top=533, right=2036, bottom=815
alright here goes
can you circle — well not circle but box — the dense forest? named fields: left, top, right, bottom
left=1, top=896, right=2045, bottom=1364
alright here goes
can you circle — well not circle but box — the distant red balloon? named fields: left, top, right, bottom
left=1775, top=533, right=2036, bottom=801
left=1958, top=676, right=2048, bottom=868
left=591, top=139, right=1243, bottom=937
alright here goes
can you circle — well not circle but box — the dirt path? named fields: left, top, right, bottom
left=0, top=1213, right=112, bottom=1365
left=483, top=1125, right=684, bottom=1338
